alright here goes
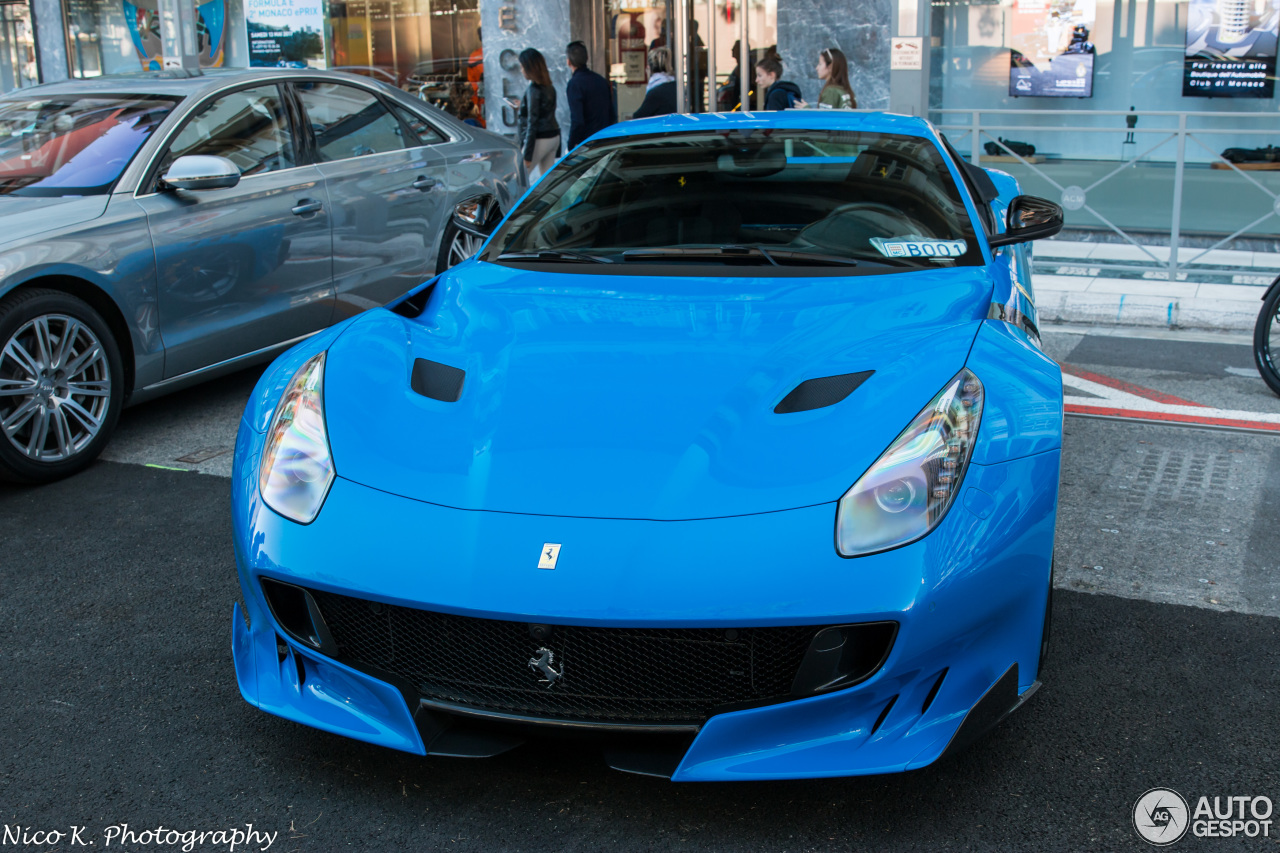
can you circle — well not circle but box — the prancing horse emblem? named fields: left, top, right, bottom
left=528, top=647, right=563, bottom=687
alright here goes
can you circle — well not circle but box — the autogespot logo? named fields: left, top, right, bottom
left=1133, top=789, right=1276, bottom=844
left=1134, top=789, right=1190, bottom=846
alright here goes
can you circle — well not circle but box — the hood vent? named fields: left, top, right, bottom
left=774, top=370, right=873, bottom=414
left=411, top=358, right=466, bottom=402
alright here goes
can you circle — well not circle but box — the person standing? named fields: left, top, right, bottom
left=812, top=47, right=856, bottom=109
left=467, top=28, right=485, bottom=127
left=633, top=47, right=676, bottom=118
left=515, top=48, right=561, bottom=181
left=755, top=55, right=802, bottom=110
left=565, top=40, right=615, bottom=149
left=722, top=39, right=756, bottom=110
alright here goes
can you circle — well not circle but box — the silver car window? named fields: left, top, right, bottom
left=160, top=85, right=295, bottom=179
left=293, top=81, right=411, bottom=162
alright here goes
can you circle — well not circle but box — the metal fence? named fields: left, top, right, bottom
left=930, top=109, right=1280, bottom=280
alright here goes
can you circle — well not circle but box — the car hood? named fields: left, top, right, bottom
left=0, top=195, right=110, bottom=245
left=324, top=261, right=993, bottom=520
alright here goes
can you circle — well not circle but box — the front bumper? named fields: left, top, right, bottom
left=231, top=418, right=1059, bottom=780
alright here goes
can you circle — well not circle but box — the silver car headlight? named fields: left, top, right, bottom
left=836, top=369, right=984, bottom=557
left=260, top=352, right=334, bottom=524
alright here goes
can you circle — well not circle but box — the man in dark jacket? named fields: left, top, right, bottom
left=755, top=55, right=802, bottom=111
left=565, top=41, right=615, bottom=149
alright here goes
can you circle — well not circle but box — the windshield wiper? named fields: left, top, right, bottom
left=621, top=246, right=777, bottom=263
left=496, top=249, right=612, bottom=264
left=623, top=246, right=864, bottom=267
left=762, top=250, right=862, bottom=267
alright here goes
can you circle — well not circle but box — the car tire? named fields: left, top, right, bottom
left=0, top=288, right=125, bottom=484
left=436, top=220, right=488, bottom=274
left=1253, top=283, right=1280, bottom=397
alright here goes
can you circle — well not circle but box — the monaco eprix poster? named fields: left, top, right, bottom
left=1008, top=0, right=1097, bottom=97
left=1184, top=0, right=1279, bottom=97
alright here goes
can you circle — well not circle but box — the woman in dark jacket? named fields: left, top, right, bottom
left=633, top=47, right=676, bottom=119
left=516, top=48, right=561, bottom=180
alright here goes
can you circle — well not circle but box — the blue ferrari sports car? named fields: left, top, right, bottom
left=229, top=111, right=1065, bottom=781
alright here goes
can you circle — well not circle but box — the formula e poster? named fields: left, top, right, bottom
left=246, top=0, right=326, bottom=68
left=1184, top=0, right=1279, bottom=97
left=1008, top=0, right=1097, bottom=97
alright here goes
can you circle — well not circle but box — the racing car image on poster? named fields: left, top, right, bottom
left=1183, top=0, right=1279, bottom=97
left=1009, top=0, right=1097, bottom=97
left=229, top=110, right=1066, bottom=781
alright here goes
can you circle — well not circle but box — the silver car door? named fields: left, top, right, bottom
left=291, top=80, right=448, bottom=320
left=137, top=84, right=335, bottom=380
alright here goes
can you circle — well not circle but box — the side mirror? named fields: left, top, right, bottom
left=161, top=155, right=241, bottom=191
left=987, top=195, right=1063, bottom=248
left=451, top=196, right=494, bottom=237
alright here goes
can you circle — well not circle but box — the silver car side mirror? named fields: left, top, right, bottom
left=161, top=155, right=241, bottom=191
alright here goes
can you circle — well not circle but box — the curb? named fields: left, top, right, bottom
left=1036, top=290, right=1260, bottom=333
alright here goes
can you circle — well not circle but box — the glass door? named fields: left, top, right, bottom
left=0, top=0, right=37, bottom=93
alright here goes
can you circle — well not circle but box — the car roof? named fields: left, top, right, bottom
left=0, top=68, right=393, bottom=99
left=593, top=110, right=938, bottom=142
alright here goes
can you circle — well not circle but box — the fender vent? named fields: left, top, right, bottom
left=774, top=371, right=873, bottom=414
left=411, top=358, right=465, bottom=402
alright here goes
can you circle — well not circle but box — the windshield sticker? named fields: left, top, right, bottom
left=871, top=238, right=968, bottom=259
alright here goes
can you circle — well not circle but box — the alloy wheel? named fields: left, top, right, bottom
left=448, top=230, right=484, bottom=268
left=0, top=313, right=112, bottom=462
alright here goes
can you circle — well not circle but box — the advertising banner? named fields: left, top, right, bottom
left=1183, top=0, right=1278, bottom=97
left=1008, top=0, right=1097, bottom=97
left=122, top=0, right=226, bottom=70
left=246, top=0, right=326, bottom=68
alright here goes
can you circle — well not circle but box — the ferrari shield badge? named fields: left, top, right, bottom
left=538, top=543, right=561, bottom=570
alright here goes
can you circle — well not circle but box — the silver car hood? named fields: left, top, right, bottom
left=0, top=195, right=110, bottom=245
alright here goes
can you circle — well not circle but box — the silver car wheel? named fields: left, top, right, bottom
left=0, top=313, right=111, bottom=462
left=448, top=230, right=484, bottom=268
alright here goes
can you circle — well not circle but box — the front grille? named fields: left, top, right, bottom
left=307, top=589, right=825, bottom=726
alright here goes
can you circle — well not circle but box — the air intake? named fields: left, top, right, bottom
left=411, top=358, right=465, bottom=402
left=774, top=370, right=873, bottom=414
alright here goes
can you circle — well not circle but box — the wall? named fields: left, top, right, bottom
left=777, top=0, right=892, bottom=109
left=479, top=0, right=571, bottom=146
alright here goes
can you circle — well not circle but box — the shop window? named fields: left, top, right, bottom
left=65, top=0, right=228, bottom=77
left=328, top=0, right=483, bottom=125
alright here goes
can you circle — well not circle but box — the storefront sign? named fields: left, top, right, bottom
left=1008, top=0, right=1096, bottom=97
left=245, top=0, right=326, bottom=68
left=891, top=37, right=923, bottom=70
left=1183, top=0, right=1278, bottom=98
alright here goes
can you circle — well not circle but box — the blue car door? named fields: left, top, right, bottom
left=290, top=80, right=449, bottom=320
left=137, top=83, right=335, bottom=379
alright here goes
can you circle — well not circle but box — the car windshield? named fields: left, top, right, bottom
left=483, top=128, right=984, bottom=273
left=0, top=95, right=179, bottom=197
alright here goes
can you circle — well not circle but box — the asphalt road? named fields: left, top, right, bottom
left=2, top=324, right=1278, bottom=852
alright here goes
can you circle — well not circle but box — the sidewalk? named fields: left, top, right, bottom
left=1033, top=239, right=1280, bottom=332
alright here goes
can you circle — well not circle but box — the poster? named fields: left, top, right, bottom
left=1008, top=0, right=1096, bottom=97
left=123, top=0, right=226, bottom=70
left=1183, top=0, right=1279, bottom=97
left=246, top=0, right=326, bottom=68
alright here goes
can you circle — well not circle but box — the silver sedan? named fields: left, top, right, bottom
left=0, top=68, right=523, bottom=483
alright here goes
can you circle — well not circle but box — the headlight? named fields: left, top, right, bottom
left=259, top=352, right=334, bottom=524
left=836, top=369, right=984, bottom=557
